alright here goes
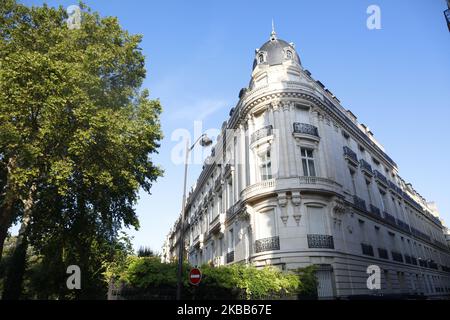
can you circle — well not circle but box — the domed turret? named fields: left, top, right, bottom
left=252, top=24, right=301, bottom=71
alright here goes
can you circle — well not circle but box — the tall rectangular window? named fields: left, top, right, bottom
left=259, top=150, right=272, bottom=180
left=228, top=229, right=235, bottom=251
left=301, top=148, right=316, bottom=176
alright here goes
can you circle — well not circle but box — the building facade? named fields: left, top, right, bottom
left=163, top=29, right=450, bottom=299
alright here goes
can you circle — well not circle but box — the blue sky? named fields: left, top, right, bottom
left=19, top=0, right=450, bottom=252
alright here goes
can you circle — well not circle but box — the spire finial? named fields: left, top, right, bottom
left=270, top=19, right=277, bottom=40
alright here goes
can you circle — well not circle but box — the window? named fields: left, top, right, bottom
left=286, top=50, right=293, bottom=59
left=258, top=53, right=264, bottom=63
left=257, top=209, right=276, bottom=239
left=366, top=180, right=373, bottom=205
left=228, top=229, right=235, bottom=251
left=301, top=148, right=316, bottom=176
left=349, top=169, right=357, bottom=194
left=259, top=150, right=272, bottom=180
left=307, top=206, right=327, bottom=234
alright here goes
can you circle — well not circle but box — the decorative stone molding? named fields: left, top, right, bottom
left=280, top=214, right=289, bottom=226
left=293, top=213, right=302, bottom=226
left=331, top=198, right=347, bottom=217
left=277, top=192, right=288, bottom=207
left=291, top=191, right=301, bottom=206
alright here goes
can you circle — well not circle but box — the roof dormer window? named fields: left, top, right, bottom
left=258, top=53, right=264, bottom=63
left=286, top=50, right=293, bottom=59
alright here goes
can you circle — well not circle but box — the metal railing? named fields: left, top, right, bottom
left=378, top=248, right=389, bottom=259
left=361, top=243, right=374, bottom=256
left=226, top=251, right=234, bottom=263
left=251, top=125, right=273, bottom=144
left=359, top=159, right=373, bottom=174
left=353, top=195, right=367, bottom=212
left=307, top=234, right=334, bottom=249
left=255, top=236, right=280, bottom=253
left=374, top=170, right=388, bottom=186
left=343, top=146, right=358, bottom=163
left=293, top=122, right=319, bottom=137
left=391, top=251, right=403, bottom=263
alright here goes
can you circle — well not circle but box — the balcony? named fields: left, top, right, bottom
left=428, top=260, right=438, bottom=270
left=411, top=227, right=431, bottom=242
left=214, top=175, right=223, bottom=191
left=307, top=234, right=334, bottom=249
left=353, top=195, right=367, bottom=212
left=404, top=255, right=412, bottom=264
left=383, top=211, right=397, bottom=226
left=378, top=248, right=389, bottom=259
left=418, top=258, right=428, bottom=268
left=343, top=146, right=358, bottom=166
left=361, top=243, right=374, bottom=256
left=396, top=220, right=411, bottom=234
left=293, top=122, right=319, bottom=137
left=241, top=176, right=342, bottom=202
left=391, top=251, right=403, bottom=263
left=226, top=201, right=242, bottom=221
left=255, top=236, right=280, bottom=253
left=359, top=159, right=373, bottom=176
left=226, top=251, right=234, bottom=264
left=374, top=170, right=388, bottom=187
left=251, top=125, right=273, bottom=144
left=369, top=204, right=381, bottom=218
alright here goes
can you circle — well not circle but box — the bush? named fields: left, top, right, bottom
left=107, top=257, right=317, bottom=300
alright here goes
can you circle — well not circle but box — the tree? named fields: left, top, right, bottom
left=0, top=1, right=163, bottom=299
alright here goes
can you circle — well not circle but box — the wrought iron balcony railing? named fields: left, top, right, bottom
left=353, top=195, right=367, bottom=212
left=418, top=258, right=428, bottom=268
left=374, top=170, right=388, bottom=186
left=307, top=234, right=334, bottom=249
left=404, top=255, right=412, bottom=264
left=343, top=146, right=358, bottom=164
left=255, top=236, right=280, bottom=253
left=361, top=243, right=374, bottom=256
left=378, top=248, right=389, bottom=259
left=428, top=260, right=438, bottom=270
left=396, top=219, right=411, bottom=233
left=251, top=125, right=273, bottom=144
left=359, top=159, right=373, bottom=175
left=293, top=122, right=319, bottom=137
left=226, top=201, right=241, bottom=220
left=391, top=251, right=404, bottom=263
left=226, top=251, right=234, bottom=263
left=411, top=227, right=431, bottom=242
left=383, top=211, right=397, bottom=225
left=369, top=204, right=381, bottom=217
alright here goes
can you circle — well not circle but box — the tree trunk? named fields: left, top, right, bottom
left=0, top=157, right=19, bottom=260
left=2, top=183, right=36, bottom=300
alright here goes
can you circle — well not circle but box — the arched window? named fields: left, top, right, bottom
left=258, top=53, right=264, bottom=63
left=286, top=50, right=293, bottom=59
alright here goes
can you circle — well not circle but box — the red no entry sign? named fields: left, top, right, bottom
left=189, top=268, right=202, bottom=286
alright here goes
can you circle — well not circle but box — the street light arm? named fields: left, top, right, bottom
left=189, top=133, right=208, bottom=151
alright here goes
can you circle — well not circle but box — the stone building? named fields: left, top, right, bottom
left=163, top=28, right=450, bottom=299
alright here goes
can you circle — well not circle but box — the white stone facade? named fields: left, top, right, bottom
left=164, top=31, right=450, bottom=299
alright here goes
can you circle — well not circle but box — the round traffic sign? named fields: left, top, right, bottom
left=189, top=268, right=202, bottom=286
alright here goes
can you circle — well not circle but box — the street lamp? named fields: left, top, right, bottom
left=176, top=133, right=212, bottom=300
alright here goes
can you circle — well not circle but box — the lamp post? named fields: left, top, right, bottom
left=176, top=133, right=212, bottom=300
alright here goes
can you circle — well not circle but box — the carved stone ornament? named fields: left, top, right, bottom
left=293, top=214, right=302, bottom=226
left=332, top=198, right=347, bottom=217
left=277, top=193, right=288, bottom=207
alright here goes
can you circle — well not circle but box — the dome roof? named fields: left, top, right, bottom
left=252, top=32, right=301, bottom=70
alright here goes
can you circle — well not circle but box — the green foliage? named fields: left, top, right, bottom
left=0, top=0, right=163, bottom=299
left=137, top=246, right=156, bottom=257
left=108, top=257, right=318, bottom=300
